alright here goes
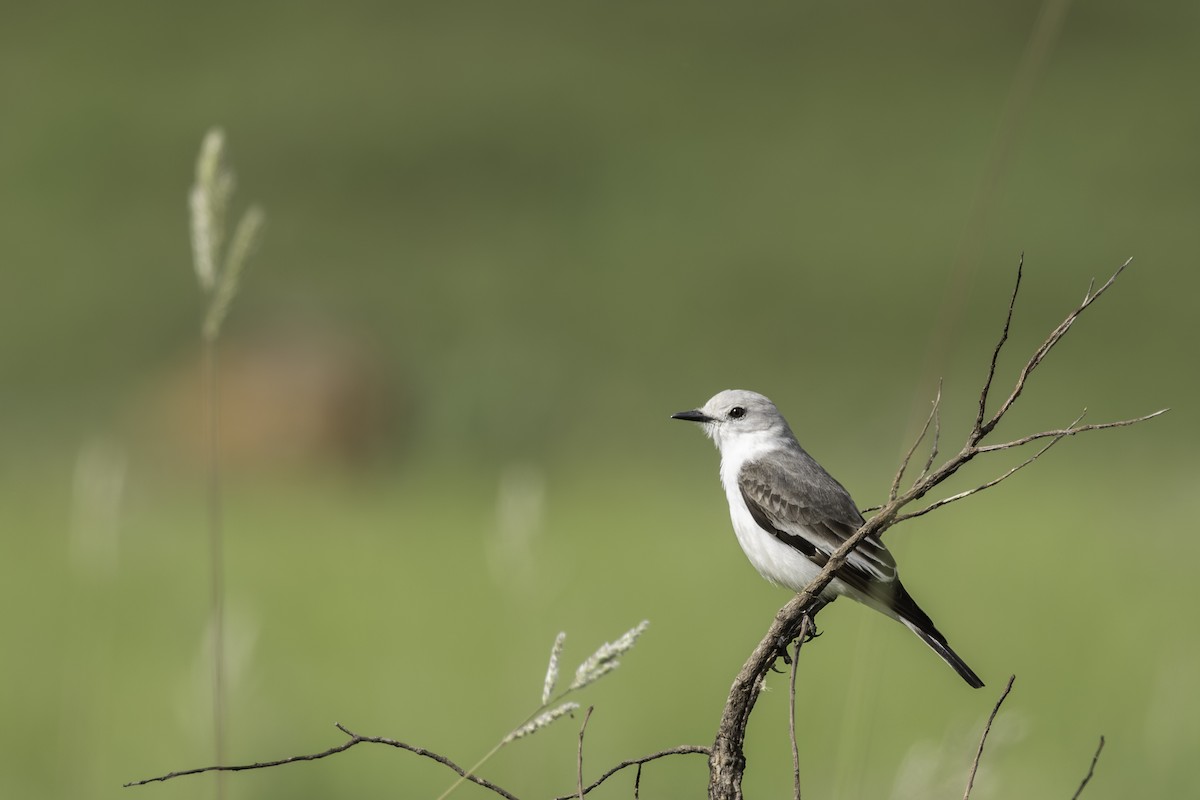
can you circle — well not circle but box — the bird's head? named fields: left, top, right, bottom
left=671, top=389, right=792, bottom=452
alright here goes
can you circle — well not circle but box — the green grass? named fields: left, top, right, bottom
left=6, top=436, right=1198, bottom=797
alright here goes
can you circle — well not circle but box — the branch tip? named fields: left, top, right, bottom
left=1070, top=736, right=1106, bottom=800
left=963, top=675, right=1016, bottom=800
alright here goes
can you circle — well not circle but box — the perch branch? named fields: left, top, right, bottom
left=708, top=258, right=1163, bottom=800
left=963, top=675, right=1016, bottom=800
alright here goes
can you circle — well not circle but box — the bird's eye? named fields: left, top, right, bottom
left=728, top=406, right=746, bottom=419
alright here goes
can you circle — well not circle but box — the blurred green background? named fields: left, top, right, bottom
left=3, top=1, right=1197, bottom=798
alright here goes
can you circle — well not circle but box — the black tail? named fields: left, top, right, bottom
left=890, top=582, right=984, bottom=689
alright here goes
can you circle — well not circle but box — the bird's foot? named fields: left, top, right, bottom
left=771, top=635, right=794, bottom=669
left=769, top=612, right=824, bottom=670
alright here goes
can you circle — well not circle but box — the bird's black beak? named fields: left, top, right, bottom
left=671, top=409, right=713, bottom=423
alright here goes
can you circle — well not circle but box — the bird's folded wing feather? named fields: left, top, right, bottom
left=738, top=453, right=897, bottom=587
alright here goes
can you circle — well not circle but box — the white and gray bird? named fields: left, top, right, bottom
left=672, top=389, right=983, bottom=688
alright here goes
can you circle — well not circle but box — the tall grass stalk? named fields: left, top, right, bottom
left=188, top=128, right=264, bottom=800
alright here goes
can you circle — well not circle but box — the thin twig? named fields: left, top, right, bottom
left=976, top=409, right=1168, bottom=452
left=634, top=763, right=643, bottom=799
left=1069, top=736, right=1105, bottom=800
left=553, top=746, right=711, bottom=800
left=125, top=723, right=520, bottom=800
left=788, top=617, right=812, bottom=800
left=978, top=258, right=1133, bottom=441
left=976, top=255, right=1023, bottom=436
left=963, top=675, right=1016, bottom=800
left=891, top=384, right=941, bottom=501
left=900, top=408, right=1168, bottom=522
left=919, top=382, right=944, bottom=482
left=898, top=411, right=1084, bottom=523
left=577, top=706, right=594, bottom=800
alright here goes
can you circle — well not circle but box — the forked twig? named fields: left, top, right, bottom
left=975, top=257, right=1133, bottom=443
left=553, top=746, right=711, bottom=800
left=964, top=675, right=1016, bottom=800
left=897, top=410, right=1084, bottom=522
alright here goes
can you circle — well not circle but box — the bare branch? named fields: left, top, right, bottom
left=576, top=706, right=594, bottom=800
left=1069, top=736, right=1105, bottom=800
left=553, top=746, right=710, bottom=800
left=124, top=733, right=359, bottom=787
left=919, top=383, right=943, bottom=482
left=124, top=723, right=520, bottom=800
left=976, top=254, right=1023, bottom=435
left=977, top=257, right=1133, bottom=441
left=976, top=409, right=1168, bottom=453
left=900, top=408, right=1167, bottom=523
left=963, top=675, right=1016, bottom=800
left=897, top=411, right=1084, bottom=523
left=891, top=382, right=942, bottom=502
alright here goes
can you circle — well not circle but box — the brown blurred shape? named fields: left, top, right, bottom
left=141, top=320, right=398, bottom=471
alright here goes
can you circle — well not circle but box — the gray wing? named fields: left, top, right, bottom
left=738, top=448, right=897, bottom=591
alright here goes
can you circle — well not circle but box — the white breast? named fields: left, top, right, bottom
left=718, top=450, right=850, bottom=599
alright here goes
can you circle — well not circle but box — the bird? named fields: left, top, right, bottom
left=672, top=389, right=983, bottom=688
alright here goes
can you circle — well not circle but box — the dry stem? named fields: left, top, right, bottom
left=576, top=706, right=594, bottom=800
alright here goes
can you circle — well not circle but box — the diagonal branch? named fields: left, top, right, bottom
left=976, top=409, right=1167, bottom=453
left=897, top=410, right=1085, bottom=523
left=891, top=381, right=943, bottom=502
left=964, top=675, right=1016, bottom=800
left=1069, top=736, right=1105, bottom=800
left=975, top=254, right=1023, bottom=435
left=919, top=385, right=944, bottom=483
left=124, top=723, right=520, bottom=800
